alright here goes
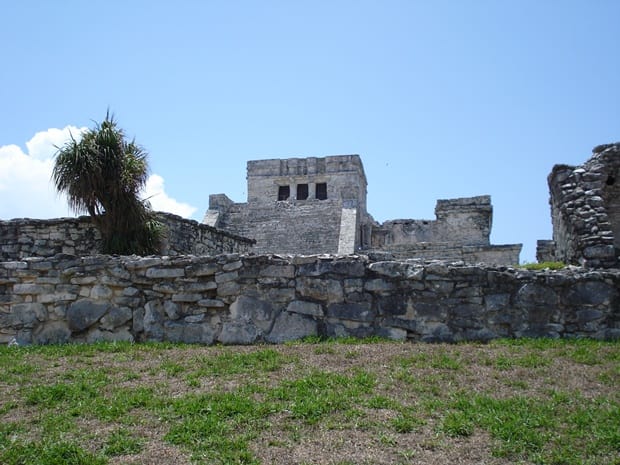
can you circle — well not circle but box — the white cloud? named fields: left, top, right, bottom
left=143, top=174, right=197, bottom=218
left=0, top=126, right=84, bottom=220
left=0, top=127, right=197, bottom=221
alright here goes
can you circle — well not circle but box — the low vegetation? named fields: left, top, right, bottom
left=0, top=338, right=618, bottom=465
left=519, top=261, right=566, bottom=271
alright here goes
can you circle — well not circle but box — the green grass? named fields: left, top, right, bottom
left=0, top=339, right=618, bottom=465
left=103, top=428, right=144, bottom=456
left=271, top=369, right=376, bottom=424
left=519, top=261, right=566, bottom=270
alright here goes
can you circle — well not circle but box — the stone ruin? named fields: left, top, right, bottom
left=2, top=149, right=620, bottom=346
left=204, top=155, right=522, bottom=265
left=538, top=143, right=620, bottom=268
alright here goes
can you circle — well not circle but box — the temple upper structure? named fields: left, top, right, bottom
left=204, top=154, right=522, bottom=265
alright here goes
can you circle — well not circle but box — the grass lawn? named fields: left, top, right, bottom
left=0, top=338, right=618, bottom=465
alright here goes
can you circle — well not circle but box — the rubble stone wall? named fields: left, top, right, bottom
left=542, top=143, right=620, bottom=268
left=0, top=212, right=254, bottom=261
left=2, top=254, right=618, bottom=346
left=372, top=196, right=493, bottom=248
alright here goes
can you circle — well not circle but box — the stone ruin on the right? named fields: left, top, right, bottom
left=538, top=142, right=620, bottom=268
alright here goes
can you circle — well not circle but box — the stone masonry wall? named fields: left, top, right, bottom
left=0, top=212, right=254, bottom=261
left=206, top=155, right=370, bottom=255
left=373, top=196, right=493, bottom=248
left=1, top=254, right=618, bottom=346
left=542, top=143, right=620, bottom=268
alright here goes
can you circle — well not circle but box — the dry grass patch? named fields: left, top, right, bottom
left=0, top=338, right=618, bottom=465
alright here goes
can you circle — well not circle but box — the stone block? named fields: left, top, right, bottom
left=215, top=271, right=238, bottom=283
left=583, top=245, right=615, bottom=259
left=86, top=328, right=134, bottom=344
left=297, top=278, right=343, bottom=302
left=165, top=322, right=214, bottom=344
left=427, top=280, right=454, bottom=295
left=12, top=283, right=52, bottom=295
left=145, top=267, right=185, bottom=278
left=516, top=283, right=559, bottom=308
left=152, top=283, right=177, bottom=294
left=67, top=300, right=110, bottom=332
left=123, top=287, right=140, bottom=296
left=593, top=328, right=620, bottom=341
left=565, top=281, right=616, bottom=306
left=259, top=264, right=295, bottom=278
left=459, top=328, right=498, bottom=342
left=219, top=321, right=258, bottom=345
left=11, top=303, right=47, bottom=327
left=485, top=293, right=511, bottom=311
left=186, top=262, right=219, bottom=277
left=419, top=322, right=455, bottom=343
left=326, top=302, right=375, bottom=322
left=230, top=295, right=274, bottom=332
left=287, top=300, right=323, bottom=317
left=100, top=306, right=133, bottom=330
left=172, top=293, right=202, bottom=303
left=375, top=326, right=407, bottom=341
left=90, top=285, right=113, bottom=300
left=184, top=281, right=218, bottom=292
left=383, top=316, right=417, bottom=331
left=452, top=304, right=482, bottom=318
left=297, top=259, right=366, bottom=278
left=376, top=295, right=408, bottom=316
left=217, top=281, right=240, bottom=296
left=413, top=302, right=444, bottom=318
left=368, top=261, right=412, bottom=278
left=132, top=307, right=145, bottom=333
left=266, top=312, right=317, bottom=343
left=143, top=300, right=164, bottom=340
left=198, top=299, right=225, bottom=308
left=576, top=309, right=603, bottom=323
left=222, top=260, right=243, bottom=271
left=38, top=292, right=78, bottom=303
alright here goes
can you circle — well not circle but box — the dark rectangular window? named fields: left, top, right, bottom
left=315, top=183, right=327, bottom=200
left=297, top=183, right=308, bottom=200
left=278, top=185, right=290, bottom=201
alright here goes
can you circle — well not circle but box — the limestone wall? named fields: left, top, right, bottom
left=206, top=155, right=370, bottom=255
left=541, top=143, right=620, bottom=268
left=369, top=243, right=522, bottom=266
left=372, top=196, right=493, bottom=248
left=2, top=254, right=618, bottom=346
left=0, top=212, right=254, bottom=261
left=369, top=196, right=521, bottom=264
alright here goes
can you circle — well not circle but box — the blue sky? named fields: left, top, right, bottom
left=1, top=1, right=619, bottom=262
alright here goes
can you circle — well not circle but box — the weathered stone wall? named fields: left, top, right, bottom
left=541, top=143, right=620, bottom=268
left=368, top=244, right=522, bottom=266
left=2, top=254, right=618, bottom=346
left=373, top=196, right=493, bottom=247
left=0, top=212, right=254, bottom=261
left=205, top=155, right=371, bottom=255
left=206, top=156, right=521, bottom=264
left=369, top=196, right=521, bottom=264
left=209, top=197, right=346, bottom=255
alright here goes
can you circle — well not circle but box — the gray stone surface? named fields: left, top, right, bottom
left=32, top=321, right=71, bottom=344
left=219, top=321, right=258, bottom=345
left=1, top=254, right=619, bottom=345
left=540, top=143, right=620, bottom=268
left=0, top=212, right=253, bottom=261
left=203, top=155, right=520, bottom=265
left=67, top=300, right=109, bottom=332
left=287, top=300, right=323, bottom=317
left=266, top=311, right=317, bottom=343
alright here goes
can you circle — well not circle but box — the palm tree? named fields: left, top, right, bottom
left=52, top=112, right=162, bottom=255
